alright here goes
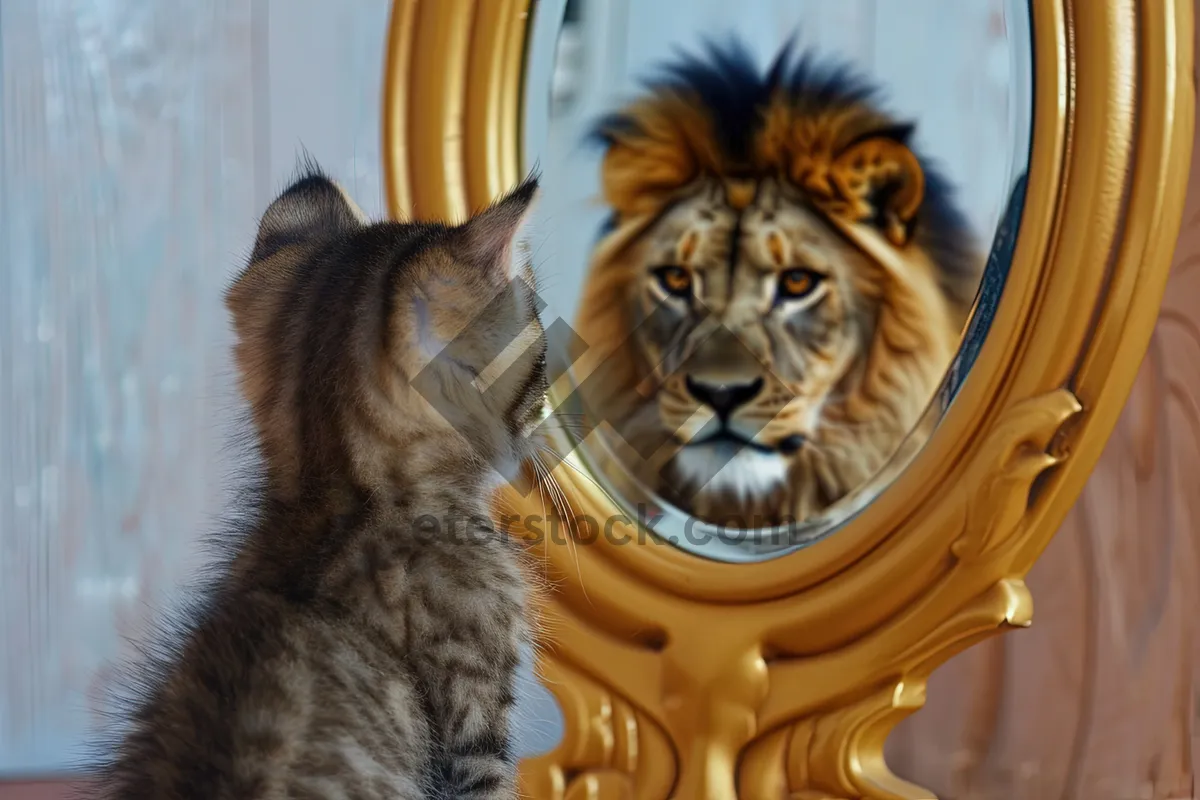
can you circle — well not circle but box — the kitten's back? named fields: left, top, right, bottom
left=87, top=166, right=547, bottom=800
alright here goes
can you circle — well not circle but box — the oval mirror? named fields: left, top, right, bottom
left=522, top=0, right=1034, bottom=561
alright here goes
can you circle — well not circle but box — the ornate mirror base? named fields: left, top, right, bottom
left=508, top=391, right=1079, bottom=800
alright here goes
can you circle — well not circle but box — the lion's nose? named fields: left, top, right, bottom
left=684, top=376, right=764, bottom=419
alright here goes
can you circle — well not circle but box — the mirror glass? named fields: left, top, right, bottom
left=523, top=0, right=1033, bottom=561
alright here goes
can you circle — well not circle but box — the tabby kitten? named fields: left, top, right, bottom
left=92, top=165, right=548, bottom=799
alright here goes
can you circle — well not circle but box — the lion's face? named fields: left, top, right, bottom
left=572, top=41, right=983, bottom=526
left=618, top=177, right=882, bottom=513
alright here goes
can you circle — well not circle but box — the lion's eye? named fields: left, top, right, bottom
left=777, top=268, right=825, bottom=301
left=652, top=266, right=693, bottom=298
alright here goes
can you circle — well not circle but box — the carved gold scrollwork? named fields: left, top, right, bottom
left=785, top=682, right=932, bottom=800
left=951, top=390, right=1084, bottom=564
left=520, top=652, right=677, bottom=800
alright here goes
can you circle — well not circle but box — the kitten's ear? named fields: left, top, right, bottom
left=252, top=161, right=368, bottom=260
left=455, top=173, right=541, bottom=278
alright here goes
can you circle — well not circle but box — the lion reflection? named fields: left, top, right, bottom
left=568, top=39, right=986, bottom=529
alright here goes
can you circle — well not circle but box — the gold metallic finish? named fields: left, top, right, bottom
left=463, top=0, right=528, bottom=211
left=381, top=0, right=417, bottom=219
left=390, top=0, right=474, bottom=222
left=380, top=1, right=1194, bottom=796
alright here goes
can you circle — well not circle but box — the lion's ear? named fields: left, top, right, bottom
left=595, top=98, right=720, bottom=221
left=599, top=138, right=695, bottom=220
left=825, top=125, right=925, bottom=247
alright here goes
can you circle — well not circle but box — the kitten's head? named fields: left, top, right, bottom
left=225, top=164, right=547, bottom=499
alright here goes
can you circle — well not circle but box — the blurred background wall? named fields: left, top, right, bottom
left=0, top=0, right=390, bottom=775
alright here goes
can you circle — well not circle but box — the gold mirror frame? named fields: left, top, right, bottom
left=381, top=2, right=1195, bottom=798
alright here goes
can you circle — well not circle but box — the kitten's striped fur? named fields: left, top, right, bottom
left=90, top=164, right=547, bottom=799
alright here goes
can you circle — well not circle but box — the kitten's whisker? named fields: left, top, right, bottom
left=506, top=465, right=559, bottom=588
left=540, top=446, right=607, bottom=495
left=530, top=460, right=567, bottom=586
left=532, top=453, right=592, bottom=608
left=536, top=456, right=574, bottom=532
